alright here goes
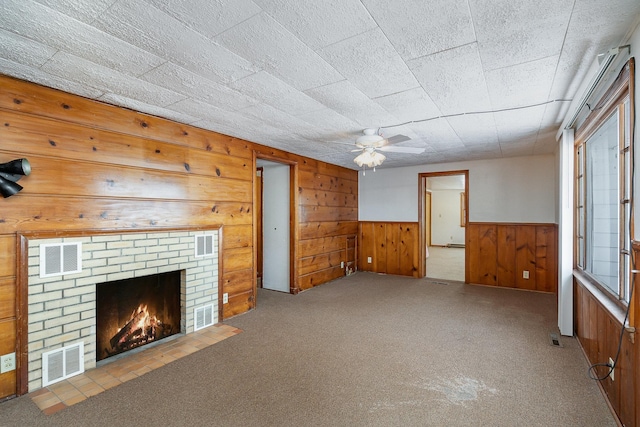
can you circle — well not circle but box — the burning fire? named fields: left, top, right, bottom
left=111, top=304, right=166, bottom=353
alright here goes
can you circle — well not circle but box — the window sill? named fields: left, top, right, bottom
left=573, top=269, right=628, bottom=327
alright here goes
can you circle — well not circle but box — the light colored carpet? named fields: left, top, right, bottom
left=426, top=246, right=465, bottom=282
left=1, top=273, right=615, bottom=426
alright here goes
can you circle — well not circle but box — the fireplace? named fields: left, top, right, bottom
left=25, top=229, right=220, bottom=392
left=96, top=271, right=182, bottom=361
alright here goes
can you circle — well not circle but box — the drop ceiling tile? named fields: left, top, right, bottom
left=304, top=80, right=400, bottom=128
left=361, top=0, right=476, bottom=60
left=99, top=93, right=201, bottom=124
left=374, top=87, right=442, bottom=123
left=0, top=57, right=104, bottom=98
left=145, top=0, right=262, bottom=38
left=229, top=71, right=326, bottom=117
left=235, top=103, right=324, bottom=136
left=319, top=28, right=419, bottom=98
left=41, top=51, right=186, bottom=107
left=140, top=62, right=258, bottom=112
left=493, top=104, right=546, bottom=143
left=407, top=119, right=463, bottom=149
left=446, top=114, right=498, bottom=145
left=168, top=98, right=238, bottom=123
left=0, top=28, right=57, bottom=67
left=94, top=0, right=258, bottom=84
left=1, top=0, right=165, bottom=77
left=408, top=43, right=491, bottom=115
left=32, top=0, right=114, bottom=23
left=294, top=107, right=362, bottom=138
left=499, top=140, right=536, bottom=157
left=469, top=0, right=573, bottom=71
left=485, top=55, right=558, bottom=109
left=254, top=0, right=377, bottom=49
left=215, top=12, right=343, bottom=91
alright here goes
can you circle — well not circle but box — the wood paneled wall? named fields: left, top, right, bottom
left=467, top=222, right=557, bottom=293
left=0, top=75, right=357, bottom=398
left=297, top=167, right=358, bottom=291
left=358, top=222, right=420, bottom=278
left=574, top=242, right=640, bottom=426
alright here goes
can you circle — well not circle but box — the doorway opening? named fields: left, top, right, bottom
left=255, top=157, right=297, bottom=295
left=419, top=171, right=469, bottom=282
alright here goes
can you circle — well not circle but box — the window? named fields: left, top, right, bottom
left=574, top=59, right=634, bottom=303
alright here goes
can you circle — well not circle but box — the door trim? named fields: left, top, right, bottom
left=418, top=170, right=469, bottom=281
left=253, top=152, right=299, bottom=297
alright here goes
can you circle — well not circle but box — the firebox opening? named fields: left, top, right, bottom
left=96, top=270, right=182, bottom=362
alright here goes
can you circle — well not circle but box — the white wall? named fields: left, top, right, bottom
left=431, top=189, right=465, bottom=245
left=359, top=154, right=557, bottom=223
left=261, top=162, right=290, bottom=292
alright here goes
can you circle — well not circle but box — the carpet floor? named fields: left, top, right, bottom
left=1, top=272, right=615, bottom=426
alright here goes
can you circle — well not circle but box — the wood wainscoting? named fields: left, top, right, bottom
left=358, top=222, right=420, bottom=278
left=467, top=222, right=557, bottom=293
left=573, top=242, right=640, bottom=426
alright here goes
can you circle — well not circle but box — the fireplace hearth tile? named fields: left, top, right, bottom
left=29, top=323, right=242, bottom=414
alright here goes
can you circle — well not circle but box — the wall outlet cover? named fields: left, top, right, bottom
left=1, top=352, right=16, bottom=373
left=223, top=293, right=229, bottom=304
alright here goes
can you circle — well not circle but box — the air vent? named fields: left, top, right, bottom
left=549, top=332, right=563, bottom=347
left=194, top=234, right=214, bottom=258
left=40, top=242, right=82, bottom=278
left=194, top=304, right=214, bottom=331
left=42, top=342, right=84, bottom=387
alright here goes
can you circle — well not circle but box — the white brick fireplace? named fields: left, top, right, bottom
left=25, top=229, right=219, bottom=392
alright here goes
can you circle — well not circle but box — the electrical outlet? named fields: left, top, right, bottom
left=1, top=353, right=16, bottom=373
left=523, top=270, right=529, bottom=279
left=223, top=293, right=229, bottom=304
left=367, top=257, right=372, bottom=264
left=341, top=261, right=344, bottom=268
left=609, top=357, right=615, bottom=381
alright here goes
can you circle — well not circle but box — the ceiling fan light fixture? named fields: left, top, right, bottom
left=354, top=150, right=385, bottom=168
left=355, top=128, right=384, bottom=146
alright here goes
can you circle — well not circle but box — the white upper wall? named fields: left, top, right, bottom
left=359, top=154, right=557, bottom=223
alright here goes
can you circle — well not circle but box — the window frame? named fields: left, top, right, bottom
left=574, top=58, right=634, bottom=307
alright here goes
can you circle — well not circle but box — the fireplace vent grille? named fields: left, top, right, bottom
left=42, top=342, right=84, bottom=386
left=40, top=242, right=82, bottom=278
left=195, top=234, right=215, bottom=257
left=194, top=304, right=214, bottom=331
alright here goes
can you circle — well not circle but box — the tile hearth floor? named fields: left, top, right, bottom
left=29, top=324, right=242, bottom=415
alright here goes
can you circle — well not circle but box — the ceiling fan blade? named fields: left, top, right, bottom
left=351, top=148, right=363, bottom=152
left=378, top=146, right=425, bottom=154
left=385, top=134, right=411, bottom=145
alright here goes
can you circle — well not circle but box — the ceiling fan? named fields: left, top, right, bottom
left=352, top=128, right=425, bottom=172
